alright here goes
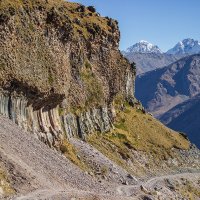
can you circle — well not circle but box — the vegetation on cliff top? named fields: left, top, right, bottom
left=0, top=0, right=116, bottom=39
left=0, top=0, right=122, bottom=111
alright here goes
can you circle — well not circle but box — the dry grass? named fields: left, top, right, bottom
left=116, top=106, right=189, bottom=151
left=0, top=0, right=64, bottom=10
left=0, top=166, right=15, bottom=196
left=87, top=105, right=190, bottom=173
left=60, top=139, right=87, bottom=170
left=81, top=66, right=104, bottom=108
left=0, top=0, right=112, bottom=40
left=179, top=180, right=200, bottom=200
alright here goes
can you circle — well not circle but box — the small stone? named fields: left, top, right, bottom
left=89, top=172, right=94, bottom=176
left=142, top=196, right=153, bottom=200
left=122, top=180, right=129, bottom=185
left=127, top=174, right=137, bottom=181
left=154, top=186, right=162, bottom=191
left=140, top=185, right=150, bottom=194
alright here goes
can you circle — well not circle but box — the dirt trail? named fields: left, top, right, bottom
left=117, top=172, right=200, bottom=199
left=0, top=115, right=200, bottom=200
left=0, top=115, right=125, bottom=200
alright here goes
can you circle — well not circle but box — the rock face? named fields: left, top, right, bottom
left=0, top=0, right=135, bottom=147
left=136, top=54, right=200, bottom=117
left=160, top=93, right=200, bottom=148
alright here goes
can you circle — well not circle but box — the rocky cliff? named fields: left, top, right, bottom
left=1, top=1, right=200, bottom=199
left=0, top=0, right=135, bottom=148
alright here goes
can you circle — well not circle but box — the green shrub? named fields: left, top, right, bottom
left=85, top=60, right=92, bottom=69
left=81, top=67, right=104, bottom=107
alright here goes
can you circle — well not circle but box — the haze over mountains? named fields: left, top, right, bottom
left=123, top=38, right=200, bottom=74
left=160, top=93, right=200, bottom=148
left=135, top=54, right=200, bottom=148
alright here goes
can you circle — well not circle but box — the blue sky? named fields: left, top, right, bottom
left=68, top=0, right=200, bottom=52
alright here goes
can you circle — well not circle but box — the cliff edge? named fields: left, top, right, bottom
left=0, top=0, right=135, bottom=148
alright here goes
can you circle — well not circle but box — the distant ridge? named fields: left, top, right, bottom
left=167, top=38, right=200, bottom=55
left=123, top=40, right=178, bottom=74
left=123, top=38, right=200, bottom=75
left=124, top=40, right=162, bottom=54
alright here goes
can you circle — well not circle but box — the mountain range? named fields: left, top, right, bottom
left=167, top=38, right=200, bottom=55
left=135, top=54, right=200, bottom=148
left=123, top=39, right=200, bottom=74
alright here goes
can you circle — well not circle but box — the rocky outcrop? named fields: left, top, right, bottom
left=63, top=107, right=113, bottom=139
left=0, top=90, right=115, bottom=147
left=0, top=0, right=136, bottom=147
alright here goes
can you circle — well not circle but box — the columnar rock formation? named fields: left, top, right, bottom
left=0, top=91, right=114, bottom=146
left=0, top=0, right=135, bottom=147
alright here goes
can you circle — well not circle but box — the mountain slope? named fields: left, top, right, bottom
left=1, top=114, right=200, bottom=199
left=0, top=115, right=121, bottom=200
left=135, top=54, right=200, bottom=117
left=0, top=1, right=200, bottom=199
left=124, top=40, right=162, bottom=54
left=167, top=38, right=200, bottom=55
left=160, top=94, right=200, bottom=148
left=123, top=41, right=181, bottom=74
left=125, top=52, right=179, bottom=74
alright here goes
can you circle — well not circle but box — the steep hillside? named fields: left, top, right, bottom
left=0, top=0, right=135, bottom=149
left=125, top=52, right=179, bottom=74
left=0, top=1, right=200, bottom=199
left=0, top=115, right=120, bottom=200
left=160, top=94, right=200, bottom=148
left=136, top=54, right=200, bottom=117
left=1, top=111, right=200, bottom=199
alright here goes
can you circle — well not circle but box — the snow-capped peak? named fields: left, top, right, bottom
left=125, top=40, right=162, bottom=54
left=167, top=38, right=200, bottom=55
left=139, top=40, right=149, bottom=43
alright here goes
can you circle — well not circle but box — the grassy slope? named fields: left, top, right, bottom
left=0, top=0, right=112, bottom=39
left=87, top=105, right=189, bottom=175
